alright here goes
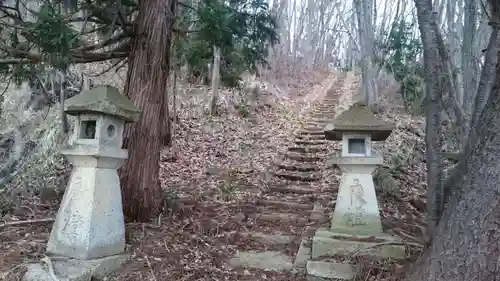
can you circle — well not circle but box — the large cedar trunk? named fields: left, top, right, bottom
left=405, top=4, right=500, bottom=280
left=119, top=0, right=174, bottom=221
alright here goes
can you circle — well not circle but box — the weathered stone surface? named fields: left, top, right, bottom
left=24, top=263, right=92, bottom=281
left=324, top=103, right=395, bottom=141
left=302, top=226, right=318, bottom=238
left=311, top=229, right=405, bottom=259
left=310, top=114, right=330, bottom=119
left=303, top=126, right=324, bottom=131
left=311, top=112, right=332, bottom=117
left=273, top=170, right=322, bottom=182
left=288, top=146, right=327, bottom=154
left=310, top=203, right=327, bottom=222
left=229, top=251, right=293, bottom=271
left=254, top=212, right=308, bottom=224
left=307, top=261, right=355, bottom=280
left=327, top=154, right=383, bottom=168
left=47, top=164, right=126, bottom=259
left=257, top=199, right=313, bottom=210
left=23, top=254, right=128, bottom=281
left=307, top=122, right=328, bottom=128
left=65, top=85, right=141, bottom=122
left=299, top=130, right=325, bottom=136
left=268, top=185, right=316, bottom=195
left=296, top=134, right=326, bottom=141
left=328, top=156, right=384, bottom=236
left=276, top=161, right=320, bottom=172
left=251, top=231, right=295, bottom=245
left=294, top=140, right=328, bottom=146
left=285, top=152, right=324, bottom=162
left=312, top=107, right=331, bottom=111
left=48, top=107, right=130, bottom=260
left=294, top=238, right=311, bottom=268
left=308, top=118, right=329, bottom=123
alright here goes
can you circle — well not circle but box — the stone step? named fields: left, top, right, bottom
left=268, top=185, right=317, bottom=195
left=273, top=170, right=322, bottom=181
left=288, top=146, right=327, bottom=154
left=257, top=199, right=313, bottom=210
left=229, top=250, right=293, bottom=271
left=310, top=107, right=329, bottom=111
left=250, top=231, right=296, bottom=246
left=310, top=113, right=333, bottom=118
left=309, top=123, right=328, bottom=129
left=294, top=140, right=328, bottom=146
left=275, top=161, right=321, bottom=172
left=252, top=212, right=309, bottom=224
left=284, top=152, right=325, bottom=162
left=302, top=126, right=324, bottom=131
left=307, top=118, right=330, bottom=125
left=305, top=123, right=327, bottom=128
left=295, top=134, right=326, bottom=141
left=308, top=110, right=331, bottom=117
left=294, top=238, right=312, bottom=268
left=298, top=130, right=325, bottom=136
left=321, top=185, right=340, bottom=193
left=307, top=261, right=355, bottom=280
left=309, top=112, right=329, bottom=117
left=302, top=127, right=324, bottom=132
left=311, top=108, right=333, bottom=113
left=308, top=118, right=328, bottom=124
left=309, top=203, right=329, bottom=223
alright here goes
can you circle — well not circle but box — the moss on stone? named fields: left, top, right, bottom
left=325, top=102, right=395, bottom=141
left=65, top=86, right=141, bottom=122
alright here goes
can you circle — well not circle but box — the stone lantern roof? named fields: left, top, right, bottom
left=324, top=102, right=395, bottom=141
left=64, top=85, right=141, bottom=122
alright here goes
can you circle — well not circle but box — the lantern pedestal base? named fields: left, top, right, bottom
left=329, top=154, right=383, bottom=236
left=46, top=148, right=127, bottom=260
left=23, top=254, right=129, bottom=281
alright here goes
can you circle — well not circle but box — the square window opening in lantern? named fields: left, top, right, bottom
left=80, top=120, right=97, bottom=139
left=348, top=138, right=367, bottom=155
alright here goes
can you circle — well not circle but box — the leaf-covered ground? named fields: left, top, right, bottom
left=1, top=68, right=433, bottom=281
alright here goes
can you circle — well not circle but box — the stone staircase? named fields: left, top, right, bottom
left=229, top=75, right=346, bottom=274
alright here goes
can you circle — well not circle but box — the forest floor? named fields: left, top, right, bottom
left=1, top=68, right=435, bottom=281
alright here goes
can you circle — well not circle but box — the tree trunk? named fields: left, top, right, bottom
left=461, top=0, right=478, bottom=117
left=443, top=2, right=500, bottom=211
left=470, top=18, right=500, bottom=132
left=406, top=1, right=500, bottom=279
left=414, top=0, right=444, bottom=238
left=210, top=45, right=221, bottom=116
left=172, top=68, right=178, bottom=126
left=354, top=0, right=376, bottom=106
left=405, top=43, right=500, bottom=281
left=119, top=0, right=174, bottom=221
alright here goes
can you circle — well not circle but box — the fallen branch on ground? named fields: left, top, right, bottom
left=0, top=218, right=55, bottom=231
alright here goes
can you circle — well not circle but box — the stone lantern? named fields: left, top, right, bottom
left=24, top=86, right=140, bottom=281
left=306, top=103, right=404, bottom=280
left=324, top=102, right=394, bottom=235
